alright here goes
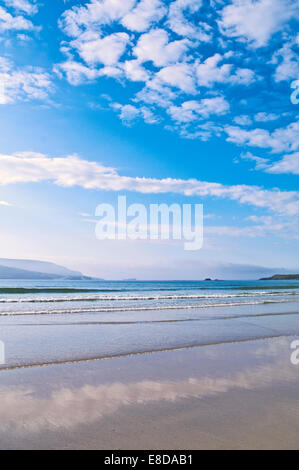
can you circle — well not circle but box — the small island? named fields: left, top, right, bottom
left=260, top=274, right=299, bottom=280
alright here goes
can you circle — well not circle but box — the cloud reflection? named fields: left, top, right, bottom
left=0, top=343, right=296, bottom=432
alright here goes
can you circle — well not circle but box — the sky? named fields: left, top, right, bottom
left=0, top=0, right=298, bottom=280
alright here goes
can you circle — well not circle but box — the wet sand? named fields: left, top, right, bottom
left=2, top=302, right=299, bottom=370
left=0, top=336, right=299, bottom=450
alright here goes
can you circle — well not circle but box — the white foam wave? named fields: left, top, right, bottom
left=0, top=299, right=295, bottom=316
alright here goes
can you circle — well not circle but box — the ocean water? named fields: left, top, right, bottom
left=1, top=279, right=299, bottom=369
left=0, top=279, right=299, bottom=315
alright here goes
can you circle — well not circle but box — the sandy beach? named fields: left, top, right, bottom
left=1, top=280, right=299, bottom=450
left=0, top=335, right=299, bottom=450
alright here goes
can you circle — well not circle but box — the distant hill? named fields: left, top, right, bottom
left=0, top=259, right=92, bottom=280
left=0, top=258, right=82, bottom=277
left=260, top=274, right=299, bottom=280
left=0, top=265, right=61, bottom=280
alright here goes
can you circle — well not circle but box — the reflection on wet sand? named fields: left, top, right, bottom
left=0, top=338, right=297, bottom=438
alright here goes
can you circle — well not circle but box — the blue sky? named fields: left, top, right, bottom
left=0, top=0, right=298, bottom=279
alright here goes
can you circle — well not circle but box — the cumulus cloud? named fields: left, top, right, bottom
left=3, top=0, right=38, bottom=15
left=56, top=0, right=297, bottom=141
left=168, top=97, right=230, bottom=122
left=195, top=54, right=255, bottom=87
left=122, top=59, right=150, bottom=82
left=0, top=57, right=53, bottom=104
left=237, top=151, right=269, bottom=171
left=236, top=150, right=299, bottom=177
left=59, top=0, right=136, bottom=37
left=54, top=60, right=102, bottom=86
left=0, top=5, right=35, bottom=32
left=156, top=63, right=196, bottom=93
left=121, top=0, right=167, bottom=32
left=72, top=32, right=130, bottom=66
left=112, top=102, right=159, bottom=125
left=273, top=37, right=299, bottom=82
left=218, top=0, right=299, bottom=48
left=225, top=122, right=299, bottom=154
left=266, top=152, right=299, bottom=175
left=134, top=80, right=178, bottom=108
left=254, top=112, right=279, bottom=122
left=1, top=151, right=299, bottom=217
left=234, top=115, right=252, bottom=126
left=134, top=28, right=190, bottom=67
left=167, top=0, right=210, bottom=41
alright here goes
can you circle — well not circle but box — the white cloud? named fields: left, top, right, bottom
left=254, top=112, right=279, bottom=122
left=179, top=121, right=222, bottom=141
left=3, top=0, right=37, bottom=15
left=273, top=37, right=299, bottom=82
left=112, top=102, right=159, bottom=125
left=0, top=152, right=117, bottom=186
left=99, top=65, right=124, bottom=78
left=0, top=5, right=35, bottom=32
left=60, top=0, right=136, bottom=37
left=156, top=63, right=196, bottom=93
left=207, top=216, right=299, bottom=240
left=167, top=0, right=210, bottom=41
left=195, top=54, right=234, bottom=87
left=234, top=115, right=252, bottom=126
left=168, top=100, right=201, bottom=123
left=54, top=60, right=102, bottom=86
left=140, top=106, right=159, bottom=124
left=121, top=0, right=167, bottom=32
left=112, top=103, right=140, bottom=123
left=0, top=57, right=52, bottom=104
left=237, top=151, right=269, bottom=170
left=56, top=0, right=297, bottom=143
left=0, top=57, right=11, bottom=72
left=122, top=59, right=150, bottom=82
left=168, top=97, right=230, bottom=122
left=72, top=32, right=130, bottom=66
left=230, top=67, right=256, bottom=85
left=195, top=54, right=255, bottom=87
left=134, top=29, right=190, bottom=67
left=0, top=200, right=12, bottom=206
left=225, top=122, right=299, bottom=154
left=1, top=151, right=299, bottom=217
left=219, top=0, right=299, bottom=48
left=266, top=152, right=299, bottom=175
left=134, top=81, right=178, bottom=108
left=56, top=55, right=144, bottom=87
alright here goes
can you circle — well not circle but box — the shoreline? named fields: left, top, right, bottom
left=0, top=331, right=296, bottom=372
left=2, top=302, right=299, bottom=370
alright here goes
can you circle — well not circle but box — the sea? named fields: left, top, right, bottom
left=1, top=279, right=299, bottom=315
left=1, top=279, right=299, bottom=369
